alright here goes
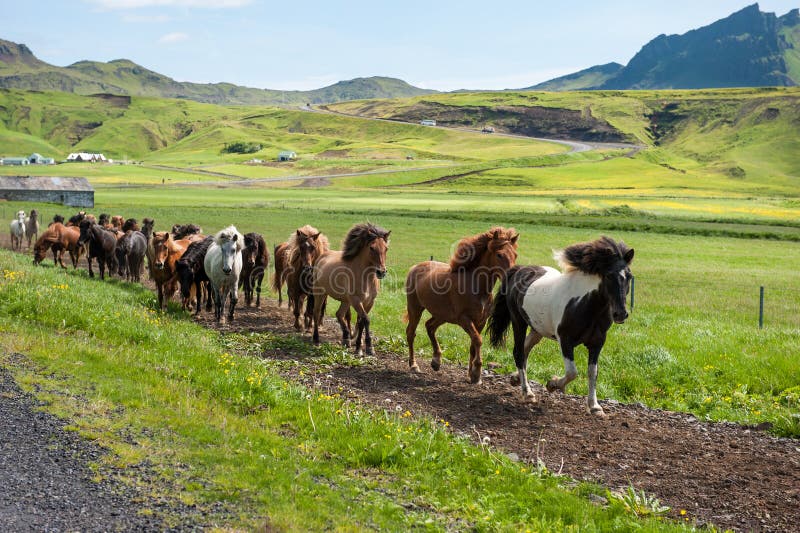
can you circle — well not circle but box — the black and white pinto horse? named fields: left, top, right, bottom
left=487, top=236, right=634, bottom=416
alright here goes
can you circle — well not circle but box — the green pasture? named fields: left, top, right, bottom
left=4, top=189, right=799, bottom=438
left=0, top=250, right=688, bottom=531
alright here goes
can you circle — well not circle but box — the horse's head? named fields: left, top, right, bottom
left=367, top=229, right=390, bottom=279
left=296, top=229, right=323, bottom=273
left=484, top=228, right=519, bottom=276
left=151, top=232, right=171, bottom=270
left=220, top=234, right=241, bottom=275
left=601, top=247, right=635, bottom=324
left=16, top=210, right=25, bottom=222
left=33, top=241, right=48, bottom=265
left=242, top=234, right=258, bottom=268
left=77, top=219, right=94, bottom=246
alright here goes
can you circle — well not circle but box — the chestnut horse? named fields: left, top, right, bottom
left=311, top=223, right=390, bottom=355
left=272, top=242, right=290, bottom=307
left=148, top=231, right=191, bottom=310
left=240, top=232, right=270, bottom=308
left=284, top=226, right=329, bottom=330
left=32, top=223, right=84, bottom=268
left=405, top=227, right=519, bottom=384
left=25, top=209, right=39, bottom=248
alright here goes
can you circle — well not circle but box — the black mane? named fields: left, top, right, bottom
left=559, top=236, right=631, bottom=275
left=342, top=223, right=389, bottom=260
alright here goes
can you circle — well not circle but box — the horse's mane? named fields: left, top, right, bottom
left=172, top=223, right=202, bottom=239
left=98, top=213, right=110, bottom=226
left=244, top=232, right=270, bottom=264
left=287, top=225, right=329, bottom=265
left=52, top=214, right=65, bottom=225
left=122, top=218, right=139, bottom=232
left=555, top=236, right=631, bottom=275
left=213, top=225, right=244, bottom=250
left=450, top=227, right=518, bottom=271
left=341, top=223, right=389, bottom=260
left=178, top=236, right=214, bottom=267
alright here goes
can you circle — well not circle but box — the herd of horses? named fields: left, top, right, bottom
left=10, top=209, right=634, bottom=415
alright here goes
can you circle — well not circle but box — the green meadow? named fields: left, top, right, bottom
left=1, top=86, right=798, bottom=529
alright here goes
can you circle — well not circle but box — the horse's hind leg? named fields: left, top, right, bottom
left=510, top=327, right=542, bottom=401
left=311, top=294, right=327, bottom=346
left=458, top=317, right=483, bottom=384
left=405, top=298, right=424, bottom=372
left=424, top=316, right=445, bottom=371
left=335, top=302, right=351, bottom=348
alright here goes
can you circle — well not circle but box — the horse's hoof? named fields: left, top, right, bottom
left=409, top=364, right=421, bottom=373
left=469, top=376, right=483, bottom=385
left=546, top=376, right=563, bottom=393
left=356, top=349, right=364, bottom=356
left=523, top=392, right=538, bottom=404
left=588, top=406, right=606, bottom=418
left=365, top=347, right=374, bottom=356
left=509, top=374, right=521, bottom=386
left=430, top=359, right=441, bottom=372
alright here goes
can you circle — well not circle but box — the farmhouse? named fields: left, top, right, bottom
left=66, top=152, right=108, bottom=163
left=1, top=157, right=29, bottom=166
left=0, top=176, right=94, bottom=207
left=278, top=150, right=297, bottom=162
left=28, top=153, right=55, bottom=164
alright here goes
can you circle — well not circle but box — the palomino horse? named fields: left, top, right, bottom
left=25, top=209, right=39, bottom=248
left=204, top=226, right=244, bottom=323
left=9, top=210, right=26, bottom=251
left=311, top=223, right=390, bottom=355
left=406, top=227, right=519, bottom=384
left=487, top=236, right=634, bottom=416
left=148, top=231, right=191, bottom=310
left=284, top=226, right=329, bottom=330
left=176, top=236, right=214, bottom=314
left=32, top=222, right=83, bottom=268
left=240, top=232, right=269, bottom=308
left=78, top=220, right=118, bottom=280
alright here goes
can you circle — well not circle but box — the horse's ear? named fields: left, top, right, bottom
left=233, top=233, right=238, bottom=242
left=493, top=228, right=501, bottom=239
left=296, top=229, right=303, bottom=238
left=311, top=232, right=320, bottom=240
left=383, top=230, right=391, bottom=241
left=624, top=248, right=634, bottom=264
left=510, top=233, right=519, bottom=245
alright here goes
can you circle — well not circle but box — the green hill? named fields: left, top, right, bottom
left=524, top=63, right=623, bottom=92
left=0, top=39, right=435, bottom=106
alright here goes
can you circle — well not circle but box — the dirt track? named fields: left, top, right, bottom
left=4, top=239, right=800, bottom=532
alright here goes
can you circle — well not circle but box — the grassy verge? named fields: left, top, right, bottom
left=0, top=250, right=689, bottom=530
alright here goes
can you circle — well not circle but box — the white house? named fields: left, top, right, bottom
left=66, top=152, right=108, bottom=163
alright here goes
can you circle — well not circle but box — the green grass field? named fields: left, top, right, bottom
left=1, top=86, right=798, bottom=529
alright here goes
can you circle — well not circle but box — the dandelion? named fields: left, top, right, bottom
left=680, top=510, right=687, bottom=516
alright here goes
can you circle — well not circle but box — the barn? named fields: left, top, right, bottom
left=0, top=176, right=94, bottom=207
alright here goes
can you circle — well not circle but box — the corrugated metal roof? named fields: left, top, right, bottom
left=0, top=176, right=94, bottom=191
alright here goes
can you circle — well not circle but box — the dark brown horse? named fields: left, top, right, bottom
left=240, top=232, right=270, bottom=308
left=405, top=227, right=519, bottom=384
left=311, top=223, right=390, bottom=355
left=284, top=226, right=329, bottom=330
left=272, top=242, right=290, bottom=307
left=78, top=220, right=118, bottom=280
left=116, top=230, right=147, bottom=282
left=176, top=236, right=214, bottom=314
left=32, top=223, right=84, bottom=268
left=147, top=232, right=191, bottom=310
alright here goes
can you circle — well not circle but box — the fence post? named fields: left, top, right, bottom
left=759, top=286, right=764, bottom=329
left=630, top=276, right=635, bottom=312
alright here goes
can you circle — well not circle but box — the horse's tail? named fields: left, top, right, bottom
left=271, top=245, right=283, bottom=294
left=487, top=266, right=523, bottom=348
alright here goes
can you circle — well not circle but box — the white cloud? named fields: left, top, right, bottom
left=87, top=0, right=251, bottom=9
left=158, top=32, right=189, bottom=43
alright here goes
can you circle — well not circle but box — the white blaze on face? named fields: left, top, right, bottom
left=522, top=267, right=601, bottom=339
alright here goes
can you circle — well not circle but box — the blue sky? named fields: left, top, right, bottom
left=5, top=1, right=799, bottom=91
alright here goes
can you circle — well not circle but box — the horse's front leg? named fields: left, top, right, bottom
left=458, top=317, right=483, bottom=384
left=228, top=285, right=238, bottom=322
left=255, top=271, right=263, bottom=308
left=302, top=294, right=314, bottom=333
left=98, top=257, right=106, bottom=280
left=586, top=343, right=605, bottom=417
left=547, top=340, right=578, bottom=394
left=509, top=324, right=542, bottom=402
left=424, top=316, right=444, bottom=371
left=311, top=293, right=326, bottom=346
left=87, top=255, right=95, bottom=278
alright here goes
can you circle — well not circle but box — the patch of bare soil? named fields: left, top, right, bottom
left=296, top=177, right=332, bottom=188
left=205, top=303, right=799, bottom=533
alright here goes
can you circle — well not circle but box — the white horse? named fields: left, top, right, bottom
left=25, top=209, right=40, bottom=248
left=9, top=210, right=26, bottom=251
left=204, top=225, right=244, bottom=323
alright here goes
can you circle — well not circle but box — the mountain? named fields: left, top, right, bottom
left=524, top=63, right=623, bottom=91
left=0, top=39, right=435, bottom=105
left=530, top=4, right=800, bottom=91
